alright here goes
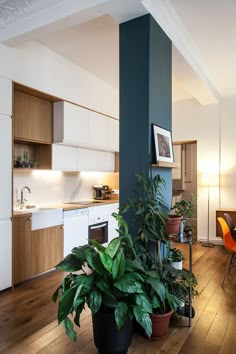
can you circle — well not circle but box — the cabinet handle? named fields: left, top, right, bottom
left=27, top=216, right=32, bottom=221
left=61, top=226, right=64, bottom=229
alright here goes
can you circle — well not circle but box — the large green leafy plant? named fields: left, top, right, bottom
left=52, top=213, right=153, bottom=342
left=125, top=174, right=199, bottom=315
left=128, top=174, right=168, bottom=258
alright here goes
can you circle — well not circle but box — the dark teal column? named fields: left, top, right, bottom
left=119, top=14, right=172, bottom=216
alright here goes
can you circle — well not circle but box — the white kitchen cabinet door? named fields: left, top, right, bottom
left=54, top=101, right=89, bottom=146
left=0, top=115, right=12, bottom=218
left=98, top=151, right=114, bottom=172
left=108, top=202, right=119, bottom=242
left=89, top=111, right=108, bottom=149
left=108, top=119, right=119, bottom=152
left=77, top=148, right=98, bottom=171
left=0, top=220, right=12, bottom=290
left=52, top=144, right=78, bottom=171
left=0, top=77, right=12, bottom=116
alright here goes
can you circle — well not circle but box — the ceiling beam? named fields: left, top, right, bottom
left=0, top=0, right=107, bottom=46
left=142, top=0, right=220, bottom=104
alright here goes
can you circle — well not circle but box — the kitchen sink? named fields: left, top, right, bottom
left=14, top=206, right=56, bottom=213
left=32, top=208, right=63, bottom=231
left=65, top=200, right=103, bottom=205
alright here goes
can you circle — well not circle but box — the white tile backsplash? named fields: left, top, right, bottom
left=14, top=170, right=118, bottom=207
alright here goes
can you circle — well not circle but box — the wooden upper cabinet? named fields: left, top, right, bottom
left=14, top=90, right=52, bottom=143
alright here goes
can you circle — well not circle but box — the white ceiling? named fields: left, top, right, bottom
left=0, top=0, right=235, bottom=104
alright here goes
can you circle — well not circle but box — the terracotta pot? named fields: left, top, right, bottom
left=164, top=215, right=182, bottom=241
left=150, top=310, right=174, bottom=339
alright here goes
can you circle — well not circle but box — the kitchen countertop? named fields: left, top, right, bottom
left=13, top=199, right=119, bottom=217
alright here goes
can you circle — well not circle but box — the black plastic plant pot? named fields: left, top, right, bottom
left=92, top=311, right=133, bottom=354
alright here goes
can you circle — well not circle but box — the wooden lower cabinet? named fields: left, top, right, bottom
left=13, top=216, right=63, bottom=284
left=31, top=225, right=63, bottom=276
left=13, top=215, right=32, bottom=284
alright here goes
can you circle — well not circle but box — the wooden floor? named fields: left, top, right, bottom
left=0, top=243, right=236, bottom=354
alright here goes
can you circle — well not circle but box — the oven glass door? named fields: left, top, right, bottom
left=89, top=221, right=108, bottom=244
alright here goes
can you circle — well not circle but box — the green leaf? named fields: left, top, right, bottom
left=146, top=270, right=160, bottom=279
left=62, top=317, right=77, bottom=342
left=114, top=302, right=129, bottom=330
left=89, top=290, right=102, bottom=315
left=55, top=254, right=83, bottom=272
left=102, top=293, right=117, bottom=308
left=74, top=274, right=93, bottom=292
left=58, top=285, right=78, bottom=324
left=73, top=297, right=84, bottom=311
left=73, top=284, right=84, bottom=307
left=74, top=303, right=84, bottom=327
left=146, top=278, right=166, bottom=303
left=89, top=239, right=106, bottom=252
left=99, top=252, right=113, bottom=273
left=96, top=278, right=110, bottom=293
left=135, top=294, right=152, bottom=313
left=125, top=259, right=144, bottom=272
left=114, top=273, right=144, bottom=293
left=105, top=237, right=121, bottom=259
left=151, top=296, right=160, bottom=309
left=52, top=284, right=62, bottom=303
left=112, top=250, right=125, bottom=280
left=85, top=251, right=104, bottom=274
left=133, top=306, right=152, bottom=337
left=71, top=245, right=89, bottom=262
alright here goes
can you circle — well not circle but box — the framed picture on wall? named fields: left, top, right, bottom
left=153, top=124, right=174, bottom=163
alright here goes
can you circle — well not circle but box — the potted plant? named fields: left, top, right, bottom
left=52, top=213, right=152, bottom=353
left=126, top=173, right=199, bottom=338
left=168, top=247, right=185, bottom=270
left=171, top=194, right=196, bottom=241
left=128, top=173, right=168, bottom=258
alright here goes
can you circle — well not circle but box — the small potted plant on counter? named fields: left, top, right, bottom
left=52, top=212, right=152, bottom=354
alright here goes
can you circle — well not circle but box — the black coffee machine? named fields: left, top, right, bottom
left=93, top=185, right=110, bottom=200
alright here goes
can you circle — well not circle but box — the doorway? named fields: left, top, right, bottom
left=172, top=141, right=197, bottom=242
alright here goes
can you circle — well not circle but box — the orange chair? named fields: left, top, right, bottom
left=217, top=217, right=236, bottom=287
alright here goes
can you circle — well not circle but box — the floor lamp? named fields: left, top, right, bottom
left=201, top=174, right=217, bottom=248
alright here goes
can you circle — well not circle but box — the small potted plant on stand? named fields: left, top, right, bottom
left=171, top=194, right=196, bottom=241
left=168, top=247, right=185, bottom=270
left=53, top=213, right=152, bottom=354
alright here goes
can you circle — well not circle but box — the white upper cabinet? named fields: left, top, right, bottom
left=89, top=110, right=108, bottom=149
left=108, top=119, right=119, bottom=152
left=53, top=101, right=119, bottom=152
left=0, top=114, right=12, bottom=218
left=0, top=77, right=12, bottom=116
left=78, top=148, right=114, bottom=172
left=98, top=151, right=114, bottom=172
left=54, top=101, right=89, bottom=146
left=52, top=144, right=78, bottom=171
left=52, top=145, right=114, bottom=172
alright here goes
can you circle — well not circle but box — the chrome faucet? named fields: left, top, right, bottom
left=20, top=186, right=31, bottom=209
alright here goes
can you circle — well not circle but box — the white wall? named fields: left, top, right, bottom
left=172, top=99, right=220, bottom=243
left=220, top=95, right=236, bottom=208
left=0, top=41, right=118, bottom=117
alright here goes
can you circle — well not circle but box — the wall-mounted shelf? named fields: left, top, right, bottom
left=152, top=161, right=180, bottom=168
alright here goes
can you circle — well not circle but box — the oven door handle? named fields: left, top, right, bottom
left=90, top=223, right=107, bottom=230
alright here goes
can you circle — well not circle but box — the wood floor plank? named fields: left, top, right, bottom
left=0, top=243, right=235, bottom=354
left=204, top=312, right=231, bottom=347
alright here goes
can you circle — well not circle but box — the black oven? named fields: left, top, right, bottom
left=89, top=221, right=108, bottom=244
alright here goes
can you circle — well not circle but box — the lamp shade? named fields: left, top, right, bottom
left=201, top=174, right=218, bottom=187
